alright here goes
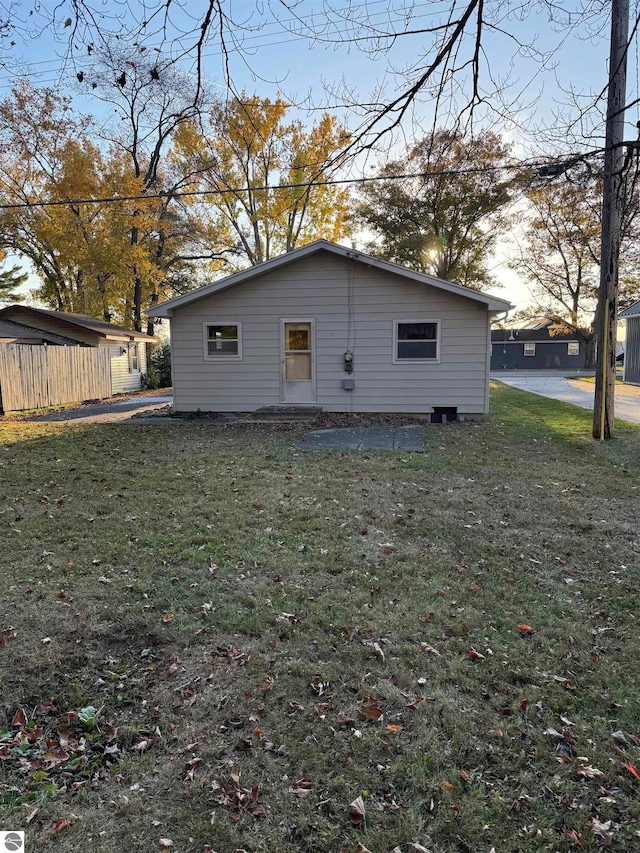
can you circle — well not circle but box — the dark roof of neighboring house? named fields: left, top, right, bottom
left=620, top=301, right=640, bottom=319
left=491, top=327, right=583, bottom=342
left=0, top=305, right=154, bottom=341
left=0, top=317, right=81, bottom=345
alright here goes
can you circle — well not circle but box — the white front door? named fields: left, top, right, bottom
left=281, top=320, right=315, bottom=403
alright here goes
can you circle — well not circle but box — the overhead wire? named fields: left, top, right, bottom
left=0, top=149, right=608, bottom=212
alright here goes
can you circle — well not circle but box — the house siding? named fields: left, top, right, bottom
left=170, top=252, right=491, bottom=414
left=99, top=340, right=147, bottom=393
left=490, top=338, right=588, bottom=370
left=624, top=317, right=640, bottom=384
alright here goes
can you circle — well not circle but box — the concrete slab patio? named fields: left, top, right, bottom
left=297, top=425, right=425, bottom=452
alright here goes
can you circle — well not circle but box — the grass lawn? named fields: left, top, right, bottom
left=1, top=382, right=640, bottom=852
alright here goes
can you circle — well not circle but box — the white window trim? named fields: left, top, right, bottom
left=524, top=343, right=536, bottom=356
left=567, top=341, right=580, bottom=355
left=128, top=342, right=140, bottom=373
left=392, top=319, right=441, bottom=364
left=203, top=321, right=243, bottom=362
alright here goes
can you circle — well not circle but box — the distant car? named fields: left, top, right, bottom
left=616, top=351, right=624, bottom=365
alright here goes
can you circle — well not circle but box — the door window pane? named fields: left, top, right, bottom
left=287, top=329, right=309, bottom=350
left=285, top=352, right=312, bottom=380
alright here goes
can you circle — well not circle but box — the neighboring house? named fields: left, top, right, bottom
left=147, top=239, right=511, bottom=419
left=491, top=320, right=589, bottom=370
left=620, top=301, right=640, bottom=384
left=0, top=305, right=154, bottom=394
left=0, top=318, right=81, bottom=347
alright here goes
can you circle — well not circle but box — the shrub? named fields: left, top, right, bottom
left=148, top=343, right=172, bottom=388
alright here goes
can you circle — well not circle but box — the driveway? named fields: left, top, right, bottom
left=17, top=394, right=173, bottom=424
left=493, top=373, right=640, bottom=424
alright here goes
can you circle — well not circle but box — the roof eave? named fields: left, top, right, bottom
left=146, top=239, right=513, bottom=316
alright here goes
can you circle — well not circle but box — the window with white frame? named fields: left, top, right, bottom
left=524, top=343, right=536, bottom=356
left=567, top=341, right=580, bottom=356
left=204, top=323, right=242, bottom=360
left=128, top=343, right=139, bottom=372
left=394, top=320, right=439, bottom=361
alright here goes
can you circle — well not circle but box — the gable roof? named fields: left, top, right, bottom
left=146, top=240, right=513, bottom=317
left=491, top=327, right=583, bottom=343
left=0, top=317, right=82, bottom=345
left=0, top=305, right=155, bottom=341
left=620, top=300, right=640, bottom=319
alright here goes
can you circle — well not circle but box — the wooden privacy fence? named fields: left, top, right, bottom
left=0, top=345, right=112, bottom=413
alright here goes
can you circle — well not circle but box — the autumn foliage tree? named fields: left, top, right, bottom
left=171, top=94, right=352, bottom=267
left=356, top=129, right=514, bottom=290
left=0, top=82, right=223, bottom=328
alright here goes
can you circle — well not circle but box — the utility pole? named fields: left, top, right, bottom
left=593, top=0, right=629, bottom=440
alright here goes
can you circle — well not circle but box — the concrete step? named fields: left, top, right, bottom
left=248, top=406, right=322, bottom=422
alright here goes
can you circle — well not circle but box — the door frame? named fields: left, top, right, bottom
left=279, top=317, right=316, bottom=404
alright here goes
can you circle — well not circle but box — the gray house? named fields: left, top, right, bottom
left=148, top=240, right=511, bottom=419
left=620, top=301, right=640, bottom=384
left=0, top=305, right=154, bottom=394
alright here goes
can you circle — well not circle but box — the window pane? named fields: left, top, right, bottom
left=397, top=340, right=437, bottom=359
left=397, top=322, right=437, bottom=341
left=208, top=325, right=238, bottom=340
left=524, top=343, right=535, bottom=356
left=208, top=339, right=239, bottom=355
left=287, top=329, right=309, bottom=350
left=285, top=352, right=312, bottom=379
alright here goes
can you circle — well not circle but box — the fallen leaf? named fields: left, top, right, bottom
left=159, top=840, right=173, bottom=849
left=441, top=781, right=455, bottom=794
left=564, top=828, right=583, bottom=846
left=161, top=613, right=173, bottom=623
left=360, top=697, right=382, bottom=721
left=577, top=763, right=604, bottom=779
left=405, top=697, right=424, bottom=711
left=590, top=817, right=613, bottom=845
left=620, top=761, right=640, bottom=780
left=349, top=795, right=366, bottom=826
left=11, top=708, right=27, bottom=727
left=48, top=818, right=70, bottom=835
left=168, top=662, right=178, bottom=676
left=468, top=648, right=485, bottom=661
left=356, top=844, right=372, bottom=853
left=386, top=724, right=403, bottom=732
left=294, top=776, right=312, bottom=797
left=518, top=624, right=533, bottom=635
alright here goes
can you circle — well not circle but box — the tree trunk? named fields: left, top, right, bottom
left=582, top=332, right=596, bottom=368
left=147, top=291, right=158, bottom=338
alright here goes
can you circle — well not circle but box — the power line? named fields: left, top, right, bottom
left=0, top=0, right=452, bottom=89
left=0, top=151, right=604, bottom=212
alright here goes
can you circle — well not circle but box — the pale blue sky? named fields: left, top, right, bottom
left=1, top=1, right=636, bottom=310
